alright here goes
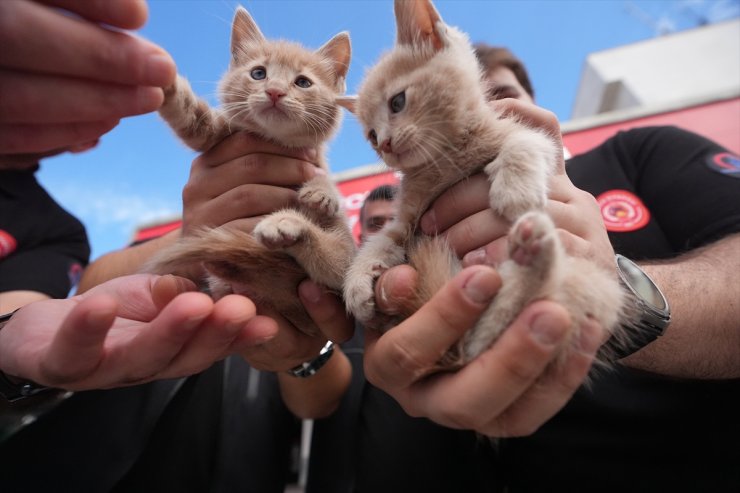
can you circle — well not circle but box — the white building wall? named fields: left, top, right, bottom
left=572, top=19, right=740, bottom=118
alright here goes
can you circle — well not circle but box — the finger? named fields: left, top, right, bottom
left=299, top=280, right=354, bottom=343
left=0, top=120, right=119, bottom=154
left=364, top=265, right=502, bottom=390
left=40, top=294, right=118, bottom=386
left=0, top=71, right=164, bottom=124
left=38, top=0, right=148, bottom=29
left=158, top=294, right=259, bottom=377
left=183, top=184, right=298, bottom=232
left=151, top=275, right=197, bottom=311
left=195, top=131, right=318, bottom=170
left=375, top=265, right=419, bottom=315
left=98, top=292, right=215, bottom=386
left=480, top=318, right=602, bottom=437
left=462, top=237, right=509, bottom=267
left=442, top=208, right=509, bottom=258
left=403, top=301, right=571, bottom=430
left=0, top=1, right=174, bottom=87
left=419, top=174, right=491, bottom=234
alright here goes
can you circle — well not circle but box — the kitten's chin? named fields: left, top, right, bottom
left=382, top=148, right=422, bottom=171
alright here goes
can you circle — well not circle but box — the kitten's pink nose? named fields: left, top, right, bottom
left=380, top=138, right=393, bottom=153
left=266, top=89, right=286, bottom=104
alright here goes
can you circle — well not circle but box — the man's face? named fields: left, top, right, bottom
left=484, top=66, right=534, bottom=104
left=360, top=199, right=396, bottom=243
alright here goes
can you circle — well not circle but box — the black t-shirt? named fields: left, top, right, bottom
left=309, top=127, right=740, bottom=493
left=0, top=167, right=90, bottom=297
left=500, top=126, right=740, bottom=493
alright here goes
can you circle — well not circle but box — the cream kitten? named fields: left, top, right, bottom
left=342, top=0, right=626, bottom=368
left=147, top=6, right=356, bottom=337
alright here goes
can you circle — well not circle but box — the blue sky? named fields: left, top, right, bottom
left=36, top=0, right=739, bottom=261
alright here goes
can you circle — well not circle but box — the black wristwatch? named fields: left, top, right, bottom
left=600, top=254, right=672, bottom=361
left=0, top=310, right=51, bottom=402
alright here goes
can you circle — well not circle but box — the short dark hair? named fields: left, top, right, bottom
left=473, top=43, right=535, bottom=100
left=360, top=184, right=398, bottom=223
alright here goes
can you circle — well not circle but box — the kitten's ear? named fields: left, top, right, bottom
left=231, top=6, right=266, bottom=64
left=394, top=0, right=444, bottom=51
left=335, top=95, right=357, bottom=114
left=317, top=32, right=352, bottom=86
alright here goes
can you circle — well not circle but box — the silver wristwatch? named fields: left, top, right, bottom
left=287, top=341, right=335, bottom=378
left=600, top=255, right=672, bottom=360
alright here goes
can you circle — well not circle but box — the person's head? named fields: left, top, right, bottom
left=359, top=184, right=398, bottom=243
left=473, top=43, right=535, bottom=104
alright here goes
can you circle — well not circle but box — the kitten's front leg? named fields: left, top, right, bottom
left=484, top=127, right=556, bottom=221
left=159, top=75, right=229, bottom=152
left=344, top=225, right=408, bottom=327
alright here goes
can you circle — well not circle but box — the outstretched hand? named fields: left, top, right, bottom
left=0, top=274, right=277, bottom=391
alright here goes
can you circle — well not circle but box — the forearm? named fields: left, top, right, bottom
left=277, top=347, right=351, bottom=420
left=77, top=229, right=181, bottom=293
left=622, top=233, right=740, bottom=378
left=0, top=291, right=50, bottom=313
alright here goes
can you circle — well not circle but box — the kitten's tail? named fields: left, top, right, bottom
left=406, top=235, right=461, bottom=315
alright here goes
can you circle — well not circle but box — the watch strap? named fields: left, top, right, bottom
left=287, top=341, right=335, bottom=378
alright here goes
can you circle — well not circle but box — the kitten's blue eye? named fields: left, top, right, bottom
left=389, top=91, right=406, bottom=113
left=295, top=76, right=312, bottom=88
left=251, top=67, right=266, bottom=80
left=368, top=130, right=378, bottom=146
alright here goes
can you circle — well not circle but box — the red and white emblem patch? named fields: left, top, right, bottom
left=0, top=229, right=17, bottom=259
left=597, top=190, right=650, bottom=232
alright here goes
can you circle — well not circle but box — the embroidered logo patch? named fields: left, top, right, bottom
left=597, top=190, right=650, bottom=232
left=0, top=229, right=17, bottom=259
left=706, top=152, right=740, bottom=178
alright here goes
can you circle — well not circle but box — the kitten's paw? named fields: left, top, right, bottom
left=509, top=211, right=556, bottom=267
left=254, top=215, right=306, bottom=249
left=344, top=274, right=379, bottom=323
left=299, top=185, right=340, bottom=218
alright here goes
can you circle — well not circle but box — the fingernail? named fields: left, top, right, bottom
left=181, top=313, right=208, bottom=332
left=420, top=209, right=437, bottom=234
left=136, top=86, right=164, bottom=113
left=146, top=53, right=176, bottom=86
left=305, top=147, right=318, bottom=161
left=462, top=268, right=498, bottom=304
left=529, top=311, right=567, bottom=346
left=462, top=248, right=487, bottom=266
left=300, top=281, right=322, bottom=304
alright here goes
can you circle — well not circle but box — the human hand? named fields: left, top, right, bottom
left=419, top=99, right=615, bottom=271
left=236, top=279, right=353, bottom=372
left=367, top=265, right=603, bottom=437
left=181, top=131, right=322, bottom=236
left=0, top=274, right=277, bottom=391
left=0, top=0, right=176, bottom=162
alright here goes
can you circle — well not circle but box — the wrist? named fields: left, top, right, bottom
left=0, top=310, right=53, bottom=402
left=286, top=340, right=335, bottom=378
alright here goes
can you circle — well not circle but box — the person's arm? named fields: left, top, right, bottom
left=0, top=0, right=175, bottom=163
left=626, top=233, right=740, bottom=378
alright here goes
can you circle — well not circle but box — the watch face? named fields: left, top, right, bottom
left=617, top=255, right=667, bottom=311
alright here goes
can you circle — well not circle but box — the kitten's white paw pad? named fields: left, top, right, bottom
left=299, top=187, right=339, bottom=217
left=509, top=212, right=555, bottom=266
left=254, top=216, right=305, bottom=249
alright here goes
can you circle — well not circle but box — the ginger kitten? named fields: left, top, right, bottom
left=342, top=0, right=626, bottom=369
left=147, top=6, right=355, bottom=337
